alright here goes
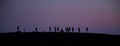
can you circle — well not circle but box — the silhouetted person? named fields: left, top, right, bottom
left=16, top=26, right=21, bottom=33
left=78, top=27, right=80, bottom=33
left=68, top=27, right=71, bottom=32
left=49, top=27, right=51, bottom=32
left=17, top=26, right=20, bottom=31
left=86, top=27, right=88, bottom=33
left=57, top=27, right=59, bottom=32
left=65, top=27, right=69, bottom=32
left=35, top=27, right=38, bottom=32
left=60, top=29, right=64, bottom=33
left=54, top=27, right=56, bottom=32
left=72, top=27, right=74, bottom=32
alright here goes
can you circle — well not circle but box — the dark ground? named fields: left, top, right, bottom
left=0, top=32, right=120, bottom=46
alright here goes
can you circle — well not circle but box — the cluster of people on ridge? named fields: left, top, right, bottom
left=16, top=26, right=88, bottom=33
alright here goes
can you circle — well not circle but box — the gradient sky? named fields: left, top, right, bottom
left=0, top=0, right=120, bottom=35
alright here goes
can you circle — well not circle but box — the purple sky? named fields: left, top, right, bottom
left=0, top=0, right=120, bottom=35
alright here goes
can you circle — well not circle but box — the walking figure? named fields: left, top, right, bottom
left=72, top=27, right=74, bottom=32
left=35, top=27, right=38, bottom=32
left=49, top=27, right=51, bottom=32
left=78, top=27, right=80, bottom=33
left=86, top=27, right=88, bottom=33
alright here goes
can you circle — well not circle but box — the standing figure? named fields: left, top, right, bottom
left=49, top=27, right=51, bottom=32
left=72, top=27, right=74, bottom=32
left=16, top=26, right=21, bottom=33
left=17, top=26, right=20, bottom=31
left=68, top=27, right=71, bottom=32
left=86, top=27, right=88, bottom=33
left=60, top=28, right=64, bottom=33
left=57, top=27, right=59, bottom=32
left=65, top=27, right=68, bottom=32
left=78, top=27, right=80, bottom=33
left=35, top=27, right=38, bottom=32
left=54, top=27, right=56, bottom=32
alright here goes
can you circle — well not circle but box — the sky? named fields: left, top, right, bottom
left=0, top=0, right=120, bottom=35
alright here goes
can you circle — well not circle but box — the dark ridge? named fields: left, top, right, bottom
left=0, top=32, right=120, bottom=46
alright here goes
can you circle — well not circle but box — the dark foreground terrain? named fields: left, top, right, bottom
left=0, top=32, right=120, bottom=46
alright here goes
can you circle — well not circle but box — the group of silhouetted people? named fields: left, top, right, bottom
left=16, top=26, right=39, bottom=32
left=16, top=26, right=89, bottom=33
left=49, top=26, right=89, bottom=33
